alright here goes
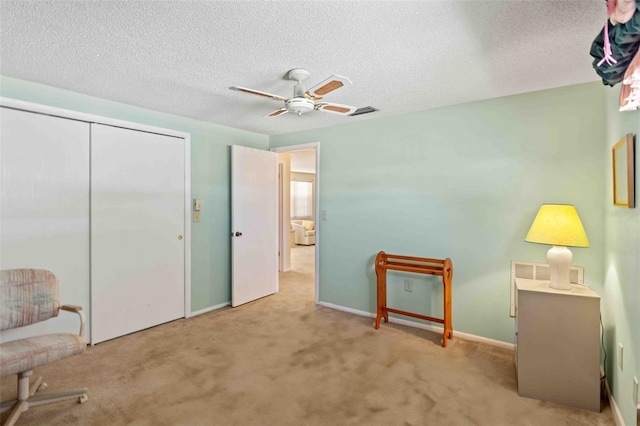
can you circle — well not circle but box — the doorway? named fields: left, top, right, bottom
left=271, top=143, right=319, bottom=304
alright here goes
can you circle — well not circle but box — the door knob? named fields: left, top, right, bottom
left=235, top=232, right=243, bottom=237
left=178, top=235, right=183, bottom=240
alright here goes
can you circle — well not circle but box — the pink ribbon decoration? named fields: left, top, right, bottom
left=598, top=18, right=618, bottom=66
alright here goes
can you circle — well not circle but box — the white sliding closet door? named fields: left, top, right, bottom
left=91, top=124, right=185, bottom=344
left=0, top=107, right=90, bottom=342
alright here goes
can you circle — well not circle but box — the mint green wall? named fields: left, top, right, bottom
left=602, top=87, right=640, bottom=426
left=271, top=82, right=606, bottom=344
left=4, top=74, right=633, bottom=418
left=0, top=76, right=269, bottom=312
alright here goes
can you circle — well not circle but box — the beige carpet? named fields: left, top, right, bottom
left=1, top=244, right=615, bottom=425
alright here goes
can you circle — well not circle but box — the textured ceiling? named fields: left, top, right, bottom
left=0, top=1, right=606, bottom=136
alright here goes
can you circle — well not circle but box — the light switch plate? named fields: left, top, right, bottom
left=618, top=343, right=624, bottom=370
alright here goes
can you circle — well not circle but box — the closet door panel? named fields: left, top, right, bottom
left=0, top=107, right=90, bottom=342
left=91, top=124, right=185, bottom=344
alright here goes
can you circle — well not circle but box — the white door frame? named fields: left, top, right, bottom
left=270, top=142, right=320, bottom=304
left=0, top=97, right=192, bottom=322
left=277, top=162, right=287, bottom=272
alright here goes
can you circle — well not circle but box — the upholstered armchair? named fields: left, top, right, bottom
left=0, top=269, right=88, bottom=426
left=291, top=220, right=316, bottom=245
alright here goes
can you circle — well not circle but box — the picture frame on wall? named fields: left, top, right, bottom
left=612, top=133, right=635, bottom=208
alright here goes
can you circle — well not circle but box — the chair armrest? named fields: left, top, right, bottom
left=60, top=304, right=83, bottom=312
left=60, top=304, right=86, bottom=339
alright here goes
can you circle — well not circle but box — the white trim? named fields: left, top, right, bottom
left=317, top=301, right=370, bottom=317
left=602, top=372, right=626, bottom=426
left=271, top=142, right=320, bottom=152
left=190, top=302, right=230, bottom=317
left=183, top=135, right=192, bottom=318
left=277, top=162, right=286, bottom=272
left=1, top=96, right=193, bottom=322
left=317, top=301, right=515, bottom=351
left=270, top=142, right=320, bottom=304
left=313, top=143, right=320, bottom=304
left=608, top=388, right=625, bottom=426
left=0, top=97, right=189, bottom=139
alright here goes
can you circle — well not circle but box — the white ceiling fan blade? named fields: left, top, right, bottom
left=266, top=108, right=288, bottom=117
left=229, top=86, right=287, bottom=102
left=306, top=75, right=352, bottom=99
left=316, top=103, right=357, bottom=115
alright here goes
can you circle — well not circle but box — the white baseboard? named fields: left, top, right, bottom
left=607, top=386, right=625, bottom=426
left=188, top=301, right=230, bottom=318
left=601, top=371, right=626, bottom=426
left=317, top=301, right=515, bottom=351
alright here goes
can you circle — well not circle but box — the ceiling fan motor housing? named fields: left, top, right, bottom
left=286, top=97, right=314, bottom=115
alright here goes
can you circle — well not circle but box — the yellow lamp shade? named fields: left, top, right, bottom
left=525, top=204, right=590, bottom=247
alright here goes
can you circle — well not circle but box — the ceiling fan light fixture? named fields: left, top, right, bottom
left=285, top=97, right=315, bottom=116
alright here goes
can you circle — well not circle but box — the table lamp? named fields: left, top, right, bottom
left=525, top=204, right=589, bottom=290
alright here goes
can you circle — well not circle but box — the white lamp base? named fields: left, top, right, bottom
left=547, top=245, right=572, bottom=290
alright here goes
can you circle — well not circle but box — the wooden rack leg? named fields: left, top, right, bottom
left=441, top=285, right=452, bottom=348
left=442, top=258, right=453, bottom=347
left=375, top=252, right=388, bottom=329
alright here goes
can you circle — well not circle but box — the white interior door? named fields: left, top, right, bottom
left=0, top=107, right=90, bottom=342
left=231, top=145, right=278, bottom=307
left=91, top=124, right=185, bottom=344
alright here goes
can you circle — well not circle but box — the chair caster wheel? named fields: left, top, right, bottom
left=78, top=394, right=88, bottom=404
left=38, top=383, right=48, bottom=392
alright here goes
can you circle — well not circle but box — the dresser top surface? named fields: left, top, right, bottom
left=515, top=278, right=600, bottom=299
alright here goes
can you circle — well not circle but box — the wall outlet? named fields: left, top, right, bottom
left=404, top=279, right=413, bottom=292
left=618, top=343, right=624, bottom=370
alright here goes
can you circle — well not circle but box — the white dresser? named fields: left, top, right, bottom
left=515, top=278, right=601, bottom=412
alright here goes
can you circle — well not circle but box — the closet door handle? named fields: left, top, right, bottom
left=235, top=232, right=243, bottom=237
left=178, top=235, right=183, bottom=240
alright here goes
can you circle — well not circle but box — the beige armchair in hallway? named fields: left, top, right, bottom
left=291, top=220, right=316, bottom=245
left=0, top=269, right=88, bottom=426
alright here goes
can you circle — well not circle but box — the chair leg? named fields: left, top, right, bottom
left=3, top=400, right=27, bottom=426
left=1, top=370, right=33, bottom=426
left=1, top=374, right=45, bottom=412
left=28, top=388, right=88, bottom=407
left=17, top=371, right=32, bottom=401
left=0, top=371, right=88, bottom=426
left=29, top=376, right=44, bottom=396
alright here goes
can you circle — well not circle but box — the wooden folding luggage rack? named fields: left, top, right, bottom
left=374, top=251, right=454, bottom=347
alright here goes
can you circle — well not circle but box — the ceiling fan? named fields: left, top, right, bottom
left=229, top=68, right=358, bottom=117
